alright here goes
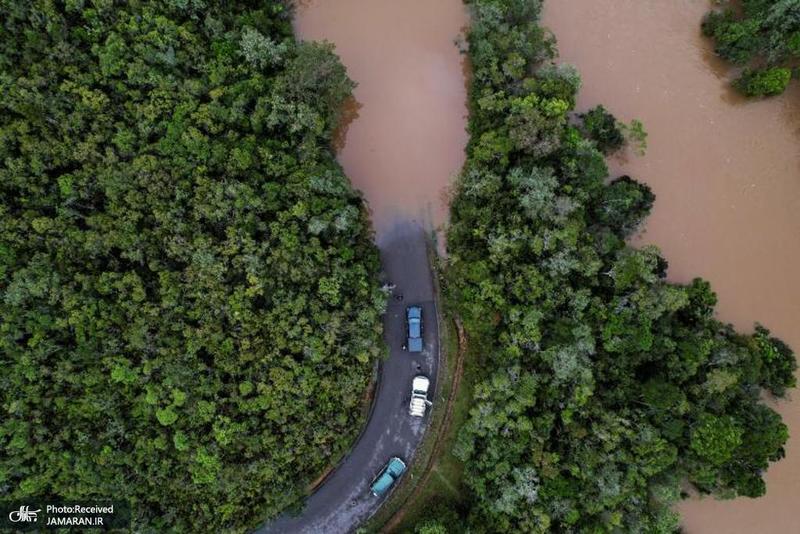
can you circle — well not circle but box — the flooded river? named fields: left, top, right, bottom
left=543, top=1, right=800, bottom=532
left=293, top=0, right=469, bottom=248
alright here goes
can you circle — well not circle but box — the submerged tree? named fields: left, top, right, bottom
left=578, top=105, right=625, bottom=154
left=703, top=0, right=800, bottom=96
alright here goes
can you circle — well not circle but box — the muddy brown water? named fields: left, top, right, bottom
left=543, top=1, right=800, bottom=532
left=293, top=0, right=469, bottom=251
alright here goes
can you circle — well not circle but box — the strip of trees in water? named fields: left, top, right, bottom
left=703, top=0, right=800, bottom=97
left=0, top=1, right=385, bottom=531
left=412, top=0, right=797, bottom=532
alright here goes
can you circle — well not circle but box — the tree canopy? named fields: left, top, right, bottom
left=703, top=0, right=800, bottom=96
left=419, top=0, right=798, bottom=531
left=0, top=1, right=384, bottom=531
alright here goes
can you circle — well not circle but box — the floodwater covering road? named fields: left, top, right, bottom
left=292, top=0, right=469, bottom=248
left=259, top=1, right=468, bottom=532
left=543, top=1, right=800, bottom=533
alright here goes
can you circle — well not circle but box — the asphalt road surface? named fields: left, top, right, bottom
left=258, top=221, right=439, bottom=534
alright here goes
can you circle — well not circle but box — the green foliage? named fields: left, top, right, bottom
left=735, top=67, right=792, bottom=96
left=415, top=520, right=450, bottom=534
left=0, top=1, right=384, bottom=531
left=703, top=0, right=800, bottom=96
left=592, top=176, right=655, bottom=238
left=621, top=118, right=648, bottom=156
left=408, top=498, right=467, bottom=534
left=425, top=0, right=798, bottom=531
left=578, top=105, right=625, bottom=155
left=691, top=414, right=743, bottom=465
left=703, top=10, right=762, bottom=65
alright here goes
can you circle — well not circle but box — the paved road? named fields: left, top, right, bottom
left=258, top=220, right=439, bottom=534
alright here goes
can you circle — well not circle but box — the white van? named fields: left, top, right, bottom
left=409, top=375, right=433, bottom=417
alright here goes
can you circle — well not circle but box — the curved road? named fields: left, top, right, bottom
left=258, top=220, right=439, bottom=534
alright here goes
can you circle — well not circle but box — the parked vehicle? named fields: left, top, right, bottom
left=406, top=305, right=423, bottom=352
left=370, top=457, right=407, bottom=497
left=409, top=375, right=433, bottom=417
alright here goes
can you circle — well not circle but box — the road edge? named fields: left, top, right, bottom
left=362, top=239, right=466, bottom=533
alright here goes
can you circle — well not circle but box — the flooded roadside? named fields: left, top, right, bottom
left=293, top=0, right=469, bottom=249
left=542, top=1, right=800, bottom=532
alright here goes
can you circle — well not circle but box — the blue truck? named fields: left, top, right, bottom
left=406, top=305, right=423, bottom=353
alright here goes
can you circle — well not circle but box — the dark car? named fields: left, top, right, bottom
left=406, top=305, right=423, bottom=352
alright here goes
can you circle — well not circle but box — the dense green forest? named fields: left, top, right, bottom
left=0, top=1, right=384, bottom=531
left=703, top=0, right=800, bottom=96
left=413, top=0, right=797, bottom=532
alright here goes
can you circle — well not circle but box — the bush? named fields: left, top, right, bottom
left=578, top=105, right=625, bottom=154
left=703, top=0, right=800, bottom=96
left=735, top=67, right=793, bottom=97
